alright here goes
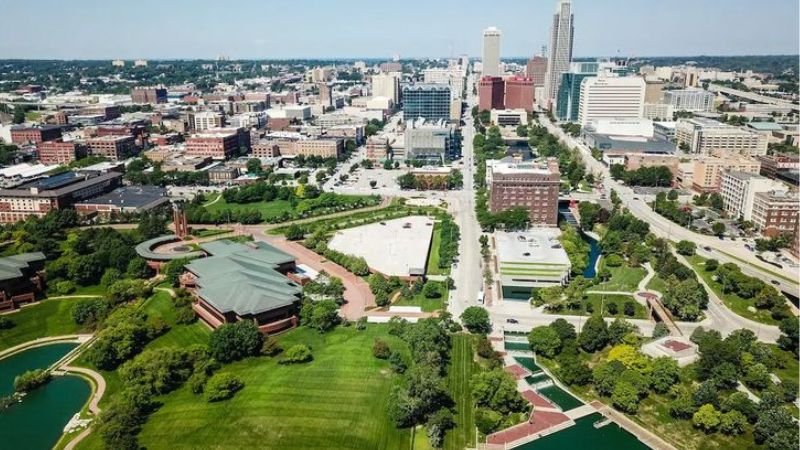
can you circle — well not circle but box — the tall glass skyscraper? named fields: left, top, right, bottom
left=556, top=62, right=598, bottom=122
left=543, top=0, right=575, bottom=109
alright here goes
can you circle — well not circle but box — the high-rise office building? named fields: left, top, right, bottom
left=478, top=77, right=505, bottom=111
left=543, top=0, right=575, bottom=109
left=482, top=27, right=502, bottom=77
left=526, top=56, right=548, bottom=87
left=555, top=61, right=599, bottom=122
left=577, top=74, right=645, bottom=126
left=402, top=84, right=452, bottom=122
left=371, top=73, right=400, bottom=103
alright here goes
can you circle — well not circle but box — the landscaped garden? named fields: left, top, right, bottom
left=0, top=298, right=90, bottom=351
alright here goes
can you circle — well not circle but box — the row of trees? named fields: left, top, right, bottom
left=610, top=164, right=673, bottom=187
left=396, top=170, right=464, bottom=191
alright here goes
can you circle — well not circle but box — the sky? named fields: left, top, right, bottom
left=1, top=0, right=798, bottom=60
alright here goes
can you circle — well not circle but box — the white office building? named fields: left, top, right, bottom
left=193, top=111, right=225, bottom=131
left=422, top=68, right=466, bottom=99
left=675, top=118, right=769, bottom=156
left=543, top=0, right=575, bottom=108
left=720, top=171, right=786, bottom=221
left=664, top=89, right=715, bottom=112
left=482, top=27, right=502, bottom=77
left=643, top=103, right=675, bottom=121
left=577, top=74, right=646, bottom=127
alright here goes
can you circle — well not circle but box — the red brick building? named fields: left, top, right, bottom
left=252, top=141, right=282, bottom=157
left=526, top=56, right=548, bottom=87
left=131, top=87, right=167, bottom=104
left=487, top=158, right=561, bottom=227
left=86, top=135, right=136, bottom=160
left=479, top=76, right=505, bottom=112
left=10, top=125, right=63, bottom=145
left=752, top=190, right=800, bottom=238
left=37, top=140, right=82, bottom=165
left=504, top=76, right=535, bottom=112
left=0, top=252, right=46, bottom=311
left=185, top=128, right=249, bottom=160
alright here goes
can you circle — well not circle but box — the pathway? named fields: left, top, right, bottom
left=256, top=234, right=375, bottom=320
left=590, top=401, right=677, bottom=450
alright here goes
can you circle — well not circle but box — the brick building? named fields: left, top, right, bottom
left=86, top=135, right=137, bottom=160
left=0, top=252, right=46, bottom=311
left=185, top=129, right=249, bottom=160
left=487, top=157, right=561, bottom=227
left=10, top=125, right=63, bottom=145
left=504, top=76, right=535, bottom=112
left=37, top=140, right=82, bottom=165
left=131, top=87, right=167, bottom=104
left=478, top=76, right=505, bottom=111
left=752, top=190, right=800, bottom=238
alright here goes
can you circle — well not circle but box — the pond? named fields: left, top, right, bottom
left=515, top=412, right=650, bottom=450
left=581, top=232, right=601, bottom=279
left=0, top=343, right=91, bottom=450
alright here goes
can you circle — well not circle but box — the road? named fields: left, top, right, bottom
left=537, top=115, right=800, bottom=299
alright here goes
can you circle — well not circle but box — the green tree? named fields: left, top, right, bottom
left=528, top=326, right=562, bottom=358
left=208, top=321, right=263, bottom=363
left=650, top=357, right=681, bottom=393
left=676, top=240, right=697, bottom=256
left=549, top=318, right=577, bottom=342
left=719, top=410, right=746, bottom=435
left=711, top=222, right=726, bottom=237
left=471, top=368, right=527, bottom=414
left=693, top=404, right=721, bottom=433
left=612, top=381, right=641, bottom=414
left=204, top=373, right=244, bottom=402
left=300, top=300, right=340, bottom=332
left=280, top=344, right=313, bottom=364
left=579, top=315, right=609, bottom=353
left=285, top=224, right=305, bottom=241
left=460, top=306, right=491, bottom=334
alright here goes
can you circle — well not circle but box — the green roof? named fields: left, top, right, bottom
left=135, top=235, right=205, bottom=261
left=187, top=241, right=301, bottom=317
left=0, top=252, right=45, bottom=281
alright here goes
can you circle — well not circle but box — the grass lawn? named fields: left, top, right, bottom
left=141, top=291, right=211, bottom=349
left=136, top=326, right=413, bottom=450
left=206, top=197, right=295, bottom=220
left=592, top=264, right=646, bottom=293
left=191, top=228, right=231, bottom=238
left=717, top=250, right=797, bottom=285
left=394, top=281, right=449, bottom=312
left=0, top=298, right=90, bottom=351
left=444, top=334, right=476, bottom=450
left=687, top=255, right=778, bottom=326
left=646, top=274, right=670, bottom=294
left=554, top=294, right=647, bottom=319
left=426, top=223, right=450, bottom=276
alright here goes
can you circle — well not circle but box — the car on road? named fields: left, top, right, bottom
left=771, top=280, right=781, bottom=286
left=506, top=318, right=519, bottom=324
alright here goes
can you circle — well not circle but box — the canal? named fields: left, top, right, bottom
left=0, top=343, right=90, bottom=450
left=515, top=412, right=650, bottom=450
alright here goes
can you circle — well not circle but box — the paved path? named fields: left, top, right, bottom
left=257, top=234, right=375, bottom=320
left=591, top=401, right=677, bottom=450
left=0, top=334, right=91, bottom=359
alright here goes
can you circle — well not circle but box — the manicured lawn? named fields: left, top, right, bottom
left=0, top=298, right=90, bottom=351
left=687, top=255, right=778, bottom=326
left=592, top=264, right=646, bottom=293
left=206, top=197, right=295, bottom=220
left=426, top=223, right=450, bottom=276
left=444, top=334, right=477, bottom=450
left=646, top=274, right=670, bottom=294
left=555, top=294, right=647, bottom=319
left=141, top=291, right=211, bottom=349
left=191, top=228, right=231, bottom=238
left=136, top=326, right=412, bottom=450
left=394, top=281, right=449, bottom=312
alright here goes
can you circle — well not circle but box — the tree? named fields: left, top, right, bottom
left=471, top=369, right=526, bottom=414
left=426, top=408, right=455, bottom=448
left=246, top=158, right=262, bottom=175
left=693, top=404, right=721, bottom=433
left=369, top=180, right=378, bottom=189
left=204, top=373, right=244, bottom=402
left=607, top=318, right=636, bottom=344
left=373, top=339, right=391, bottom=359
left=711, top=222, right=726, bottom=237
left=460, top=307, right=491, bottom=334
left=719, top=410, right=746, bottom=435
left=125, top=257, right=151, bottom=279
left=209, top=321, right=263, bottom=363
left=14, top=369, right=52, bottom=393
left=300, top=300, right=340, bottom=332
left=743, top=363, right=771, bottom=390
left=652, top=323, right=670, bottom=339
left=285, top=223, right=305, bottom=241
left=612, top=381, right=641, bottom=413
left=549, top=318, right=577, bottom=342
left=528, top=326, right=562, bottom=358
left=777, top=317, right=799, bottom=354
left=557, top=354, right=592, bottom=386
left=754, top=407, right=795, bottom=445
left=721, top=392, right=758, bottom=424
left=676, top=240, right=696, bottom=256
left=662, top=278, right=708, bottom=321
left=422, top=282, right=441, bottom=299
left=163, top=257, right=191, bottom=286
left=579, top=315, right=609, bottom=353
left=280, top=344, right=313, bottom=364
left=650, top=357, right=681, bottom=393
left=593, top=360, right=626, bottom=396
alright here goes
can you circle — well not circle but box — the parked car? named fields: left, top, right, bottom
left=506, top=318, right=519, bottom=324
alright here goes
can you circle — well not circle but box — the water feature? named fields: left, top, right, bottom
left=0, top=342, right=90, bottom=450
left=581, top=232, right=601, bottom=279
left=537, top=385, right=584, bottom=412
left=514, top=412, right=651, bottom=450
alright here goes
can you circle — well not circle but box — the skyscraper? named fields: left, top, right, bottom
left=482, top=27, right=501, bottom=77
left=543, top=0, right=575, bottom=109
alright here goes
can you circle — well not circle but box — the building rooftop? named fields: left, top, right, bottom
left=77, top=185, right=168, bottom=209
left=495, top=230, right=571, bottom=268
left=487, top=157, right=559, bottom=175
left=746, top=122, right=784, bottom=132
left=187, top=240, right=301, bottom=316
left=0, top=252, right=46, bottom=282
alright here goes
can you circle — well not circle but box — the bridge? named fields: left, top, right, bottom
left=707, top=84, right=799, bottom=111
left=638, top=291, right=682, bottom=336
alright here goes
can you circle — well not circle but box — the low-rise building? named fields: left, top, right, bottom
left=366, top=135, right=392, bottom=161
left=720, top=171, right=786, bottom=221
left=756, top=153, right=800, bottom=179
left=0, top=252, right=46, bottom=311
left=675, top=118, right=768, bottom=156
left=624, top=154, right=681, bottom=176
left=131, top=87, right=167, bottom=104
left=10, top=125, right=63, bottom=145
left=490, top=109, right=528, bottom=127
left=404, top=118, right=461, bottom=163
left=192, top=111, right=225, bottom=131
left=692, top=155, right=761, bottom=193
left=0, top=171, right=122, bottom=223
left=37, top=140, right=82, bottom=165
left=86, top=135, right=137, bottom=160
left=75, top=185, right=169, bottom=217
left=664, top=89, right=714, bottom=112
left=208, top=166, right=241, bottom=184
left=185, top=128, right=249, bottom=160
left=495, top=230, right=571, bottom=300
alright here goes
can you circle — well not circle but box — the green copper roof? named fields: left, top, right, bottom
left=187, top=240, right=301, bottom=317
left=0, top=252, right=45, bottom=281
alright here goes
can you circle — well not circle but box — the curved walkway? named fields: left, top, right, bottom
left=0, top=334, right=90, bottom=359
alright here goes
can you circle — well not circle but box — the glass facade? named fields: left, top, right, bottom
left=402, top=84, right=451, bottom=122
left=555, top=72, right=594, bottom=122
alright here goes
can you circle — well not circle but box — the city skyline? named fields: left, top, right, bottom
left=0, top=0, right=797, bottom=60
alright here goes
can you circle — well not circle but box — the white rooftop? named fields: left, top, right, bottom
left=495, top=229, right=571, bottom=267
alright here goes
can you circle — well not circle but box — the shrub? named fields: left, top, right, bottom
left=475, top=408, right=503, bottom=434
left=693, top=404, right=721, bottom=433
left=72, top=298, right=108, bottom=326
left=388, top=351, right=407, bottom=374
left=606, top=302, right=619, bottom=315
left=14, top=369, right=51, bottom=392
left=261, top=336, right=282, bottom=356
left=53, top=280, right=76, bottom=295
left=0, top=316, right=13, bottom=330
left=605, top=254, right=624, bottom=267
left=704, top=259, right=719, bottom=272
left=209, top=321, right=263, bottom=364
left=280, top=344, right=313, bottom=364
left=422, top=282, right=441, bottom=299
left=204, top=373, right=244, bottom=402
left=623, top=301, right=636, bottom=317
left=175, top=306, right=197, bottom=325
left=373, top=339, right=391, bottom=359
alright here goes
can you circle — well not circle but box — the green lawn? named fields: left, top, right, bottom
left=555, top=294, right=647, bottom=319
left=717, top=250, right=797, bottom=285
left=444, top=334, right=477, bottom=450
left=206, top=197, right=295, bottom=220
left=592, top=264, right=646, bottom=293
left=0, top=298, right=90, bottom=351
left=191, top=228, right=231, bottom=238
left=687, top=255, right=778, bottom=326
left=394, top=282, right=449, bottom=312
left=135, top=326, right=413, bottom=450
left=141, top=291, right=211, bottom=349
left=426, top=223, right=450, bottom=276
left=646, top=274, right=670, bottom=294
